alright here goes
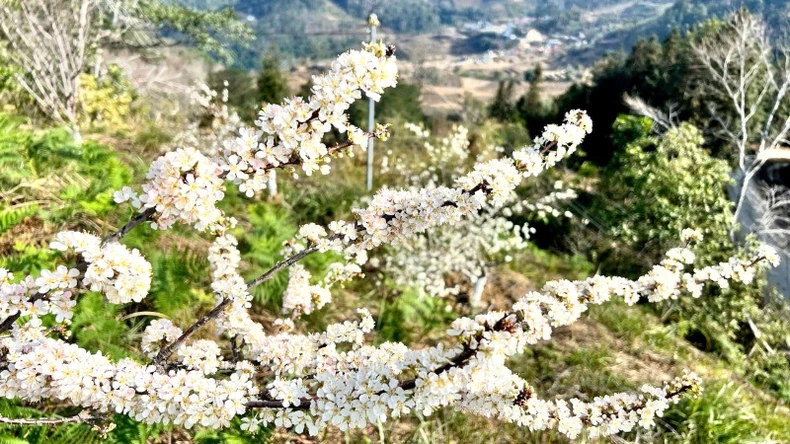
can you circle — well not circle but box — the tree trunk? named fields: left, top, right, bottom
left=470, top=274, right=487, bottom=310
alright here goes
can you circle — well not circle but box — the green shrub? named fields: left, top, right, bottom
left=586, top=117, right=790, bottom=399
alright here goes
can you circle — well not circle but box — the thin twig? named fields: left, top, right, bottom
left=0, top=409, right=101, bottom=426
left=246, top=246, right=319, bottom=290
left=150, top=245, right=320, bottom=367
left=104, top=207, right=156, bottom=243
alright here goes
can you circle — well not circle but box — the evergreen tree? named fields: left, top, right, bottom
left=517, top=64, right=547, bottom=136
left=256, top=54, right=289, bottom=107
left=488, top=79, right=518, bottom=123
left=208, top=68, right=257, bottom=122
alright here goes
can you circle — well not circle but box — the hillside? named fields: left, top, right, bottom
left=177, top=0, right=790, bottom=68
left=183, top=0, right=672, bottom=66
left=565, top=0, right=790, bottom=64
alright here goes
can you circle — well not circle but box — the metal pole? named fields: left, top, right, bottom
left=366, top=14, right=378, bottom=192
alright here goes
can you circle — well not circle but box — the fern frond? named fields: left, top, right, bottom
left=0, top=204, right=38, bottom=236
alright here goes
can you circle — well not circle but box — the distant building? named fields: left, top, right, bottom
left=523, top=29, right=545, bottom=43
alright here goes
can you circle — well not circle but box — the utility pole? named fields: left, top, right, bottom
left=366, top=13, right=379, bottom=192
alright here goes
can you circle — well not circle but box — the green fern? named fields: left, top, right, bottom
left=192, top=418, right=271, bottom=444
left=0, top=204, right=38, bottom=236
left=0, top=400, right=101, bottom=444
left=108, top=414, right=165, bottom=444
left=0, top=244, right=59, bottom=276
left=71, top=292, right=135, bottom=360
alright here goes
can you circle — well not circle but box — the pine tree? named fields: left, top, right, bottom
left=208, top=68, right=257, bottom=121
left=256, top=54, right=289, bottom=107
left=517, top=64, right=547, bottom=136
left=488, top=79, right=517, bottom=122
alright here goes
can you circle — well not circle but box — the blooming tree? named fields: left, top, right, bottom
left=377, top=122, right=576, bottom=306
left=0, top=43, right=781, bottom=440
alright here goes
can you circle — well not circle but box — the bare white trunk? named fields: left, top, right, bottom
left=0, top=0, right=97, bottom=129
left=470, top=274, right=487, bottom=310
left=694, top=10, right=790, bottom=247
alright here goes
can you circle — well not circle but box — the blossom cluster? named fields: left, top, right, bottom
left=350, top=109, right=590, bottom=253
left=208, top=233, right=250, bottom=306
left=300, top=117, right=584, bottom=302
left=0, top=317, right=255, bottom=429
left=281, top=265, right=331, bottom=315
left=0, top=231, right=152, bottom=324
left=121, top=147, right=226, bottom=231
left=0, top=267, right=76, bottom=323
left=238, top=239, right=772, bottom=438
left=141, top=319, right=183, bottom=358
left=521, top=181, right=578, bottom=221
left=1, top=232, right=772, bottom=437
left=374, top=123, right=579, bottom=301
left=385, top=208, right=530, bottom=298
left=50, top=231, right=152, bottom=305
left=115, top=43, right=398, bottom=230
left=215, top=42, right=398, bottom=197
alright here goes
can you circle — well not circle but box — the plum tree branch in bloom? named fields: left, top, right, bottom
left=378, top=122, right=577, bottom=303
left=0, top=42, right=783, bottom=441
left=0, top=409, right=103, bottom=427
left=0, top=207, right=156, bottom=335
left=103, top=207, right=157, bottom=244
left=241, top=236, right=775, bottom=438
left=150, top=243, right=319, bottom=367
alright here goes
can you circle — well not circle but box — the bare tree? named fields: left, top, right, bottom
left=0, top=0, right=98, bottom=140
left=0, top=0, right=249, bottom=140
left=624, top=94, right=679, bottom=132
left=753, top=184, right=790, bottom=249
left=693, top=10, right=790, bottom=235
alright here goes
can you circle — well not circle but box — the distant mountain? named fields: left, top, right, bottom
left=214, top=0, right=365, bottom=67
left=182, top=0, right=782, bottom=68
left=566, top=0, right=789, bottom=64
left=184, top=0, right=536, bottom=66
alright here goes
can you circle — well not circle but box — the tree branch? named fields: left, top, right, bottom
left=104, top=207, right=156, bottom=243
left=0, top=409, right=102, bottom=426
left=149, top=245, right=320, bottom=367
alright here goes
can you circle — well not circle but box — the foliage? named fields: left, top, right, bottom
left=551, top=6, right=790, bottom=167
left=229, top=0, right=360, bottom=66
left=138, top=0, right=254, bottom=64
left=585, top=117, right=790, bottom=401
left=604, top=120, right=734, bottom=263
left=450, top=32, right=518, bottom=55
left=516, top=64, right=551, bottom=138
left=552, top=29, right=699, bottom=166
left=0, top=113, right=133, bottom=278
left=662, top=380, right=790, bottom=443
left=76, top=65, right=135, bottom=133
left=488, top=80, right=518, bottom=123
left=256, top=54, right=289, bottom=107
left=349, top=81, right=425, bottom=128
left=343, top=0, right=441, bottom=33
left=0, top=61, right=33, bottom=117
